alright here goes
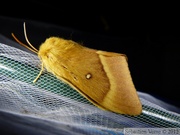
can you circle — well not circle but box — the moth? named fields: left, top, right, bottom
left=12, top=22, right=142, bottom=116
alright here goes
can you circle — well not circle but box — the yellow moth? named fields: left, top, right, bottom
left=12, top=22, right=142, bottom=116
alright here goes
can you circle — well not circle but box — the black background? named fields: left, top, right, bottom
left=0, top=1, right=180, bottom=108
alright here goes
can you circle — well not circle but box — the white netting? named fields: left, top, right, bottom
left=0, top=42, right=180, bottom=134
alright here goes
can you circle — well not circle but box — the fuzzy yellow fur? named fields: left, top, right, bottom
left=38, top=37, right=142, bottom=115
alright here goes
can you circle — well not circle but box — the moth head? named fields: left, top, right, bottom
left=11, top=22, right=82, bottom=83
left=38, top=37, right=71, bottom=62
left=38, top=36, right=83, bottom=61
left=40, top=37, right=80, bottom=51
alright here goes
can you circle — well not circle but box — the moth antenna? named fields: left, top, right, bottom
left=23, top=22, right=38, bottom=53
left=11, top=33, right=38, bottom=54
left=33, top=63, right=44, bottom=83
left=12, top=22, right=44, bottom=83
left=23, top=22, right=44, bottom=83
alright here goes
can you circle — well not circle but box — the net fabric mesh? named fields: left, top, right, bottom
left=0, top=43, right=180, bottom=134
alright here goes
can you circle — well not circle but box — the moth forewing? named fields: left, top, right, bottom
left=97, top=51, right=142, bottom=115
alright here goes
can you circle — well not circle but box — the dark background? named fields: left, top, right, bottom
left=0, top=1, right=180, bottom=108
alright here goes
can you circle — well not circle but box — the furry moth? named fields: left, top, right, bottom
left=12, top=22, right=142, bottom=116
